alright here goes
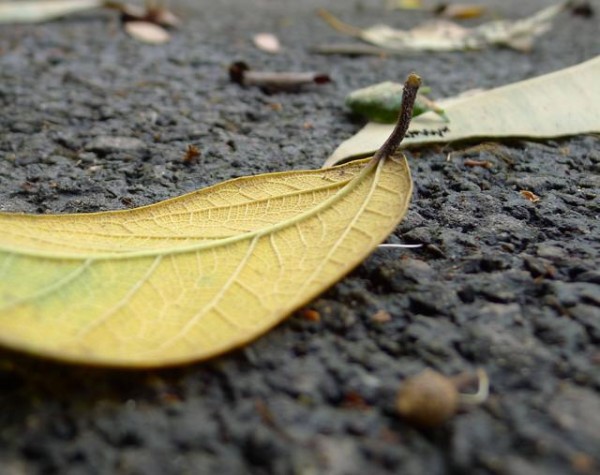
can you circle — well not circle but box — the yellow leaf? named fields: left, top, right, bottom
left=0, top=72, right=426, bottom=367
left=0, top=157, right=411, bottom=367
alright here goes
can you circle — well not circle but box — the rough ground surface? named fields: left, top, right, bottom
left=1, top=0, right=599, bottom=474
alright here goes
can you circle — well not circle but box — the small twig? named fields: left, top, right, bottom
left=373, top=73, right=421, bottom=163
left=229, top=62, right=331, bottom=93
left=463, top=159, right=493, bottom=169
left=317, top=8, right=363, bottom=37
left=310, top=43, right=396, bottom=56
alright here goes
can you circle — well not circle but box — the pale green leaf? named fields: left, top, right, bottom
left=0, top=0, right=103, bottom=24
left=346, top=81, right=447, bottom=123
left=325, top=55, right=600, bottom=167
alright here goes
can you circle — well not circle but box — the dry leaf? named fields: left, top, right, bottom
left=325, top=55, right=600, bottom=166
left=319, top=3, right=565, bottom=53
left=253, top=33, right=281, bottom=53
left=124, top=21, right=171, bottom=44
left=182, top=145, right=201, bottom=164
left=435, top=4, right=487, bottom=20
left=0, top=0, right=103, bottom=24
left=0, top=75, right=422, bottom=367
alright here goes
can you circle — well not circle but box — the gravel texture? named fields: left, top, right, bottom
left=0, top=0, right=599, bottom=474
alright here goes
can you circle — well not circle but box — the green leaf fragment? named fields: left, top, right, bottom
left=345, top=81, right=448, bottom=123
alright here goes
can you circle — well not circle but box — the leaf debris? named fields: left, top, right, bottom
left=253, top=33, right=282, bottom=53
left=520, top=190, right=541, bottom=203
left=318, top=3, right=566, bottom=54
left=182, top=145, right=201, bottom=164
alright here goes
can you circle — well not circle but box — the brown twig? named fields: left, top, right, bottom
left=373, top=73, right=421, bottom=162
left=463, top=159, right=493, bottom=169
left=229, top=62, right=331, bottom=93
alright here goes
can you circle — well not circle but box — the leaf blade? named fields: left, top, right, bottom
left=0, top=156, right=412, bottom=367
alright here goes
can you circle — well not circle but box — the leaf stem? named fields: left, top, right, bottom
left=373, top=73, right=422, bottom=162
left=317, top=9, right=363, bottom=37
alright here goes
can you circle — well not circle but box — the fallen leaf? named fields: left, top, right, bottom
left=253, top=33, right=281, bottom=53
left=346, top=81, right=447, bottom=123
left=0, top=1, right=180, bottom=40
left=325, top=55, right=600, bottom=167
left=0, top=0, right=103, bottom=24
left=103, top=1, right=181, bottom=28
left=229, top=61, right=331, bottom=93
left=0, top=75, right=421, bottom=367
left=435, top=4, right=487, bottom=20
left=110, top=1, right=180, bottom=43
left=124, top=20, right=171, bottom=44
left=318, top=3, right=565, bottom=53
left=385, top=0, right=424, bottom=10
